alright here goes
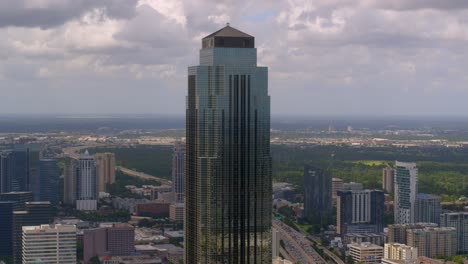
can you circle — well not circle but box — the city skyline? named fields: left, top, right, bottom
left=1, top=1, right=468, bottom=116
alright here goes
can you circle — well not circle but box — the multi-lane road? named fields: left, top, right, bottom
left=273, top=220, right=327, bottom=264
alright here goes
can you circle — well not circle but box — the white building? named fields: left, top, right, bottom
left=348, top=242, right=383, bottom=264
left=76, top=150, right=97, bottom=211
left=272, top=257, right=293, bottom=264
left=384, top=243, right=418, bottom=263
left=394, top=161, right=418, bottom=224
left=22, top=224, right=77, bottom=264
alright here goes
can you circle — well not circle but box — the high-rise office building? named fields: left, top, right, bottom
left=304, top=165, right=332, bottom=220
left=37, top=159, right=59, bottom=206
left=22, top=224, right=76, bottom=264
left=394, top=161, right=418, bottom=224
left=0, top=201, right=14, bottom=259
left=337, top=189, right=384, bottom=235
left=415, top=193, right=441, bottom=225
left=0, top=191, right=33, bottom=211
left=382, top=167, right=394, bottom=193
left=95, top=152, right=116, bottom=192
left=13, top=201, right=52, bottom=264
left=63, top=157, right=78, bottom=205
left=172, top=142, right=185, bottom=203
left=0, top=151, right=14, bottom=193
left=12, top=144, right=40, bottom=192
left=76, top=151, right=97, bottom=211
left=440, top=212, right=468, bottom=254
left=406, top=227, right=457, bottom=258
left=185, top=25, right=272, bottom=263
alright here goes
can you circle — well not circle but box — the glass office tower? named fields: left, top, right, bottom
left=185, top=25, right=272, bottom=263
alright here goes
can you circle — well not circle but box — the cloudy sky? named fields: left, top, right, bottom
left=1, top=0, right=468, bottom=116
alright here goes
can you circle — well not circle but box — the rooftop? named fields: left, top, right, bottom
left=202, top=24, right=254, bottom=49
left=203, top=24, right=253, bottom=39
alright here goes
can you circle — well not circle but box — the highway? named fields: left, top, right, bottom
left=306, top=235, right=345, bottom=264
left=117, top=166, right=172, bottom=186
left=273, top=220, right=327, bottom=264
left=63, top=145, right=172, bottom=186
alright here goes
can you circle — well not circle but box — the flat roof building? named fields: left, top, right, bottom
left=22, top=224, right=76, bottom=264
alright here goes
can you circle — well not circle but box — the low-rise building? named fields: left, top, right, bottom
left=348, top=242, right=383, bottom=264
left=136, top=202, right=170, bottom=217
left=383, top=243, right=418, bottom=263
left=344, top=233, right=385, bottom=246
left=169, top=203, right=184, bottom=222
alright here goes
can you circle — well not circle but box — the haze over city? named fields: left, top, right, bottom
left=1, top=0, right=468, bottom=116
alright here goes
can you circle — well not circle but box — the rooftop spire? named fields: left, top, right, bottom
left=202, top=25, right=254, bottom=49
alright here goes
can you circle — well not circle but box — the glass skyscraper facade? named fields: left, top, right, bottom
left=394, top=161, right=418, bottom=224
left=172, top=142, right=185, bottom=203
left=38, top=159, right=59, bottom=206
left=185, top=25, right=272, bottom=263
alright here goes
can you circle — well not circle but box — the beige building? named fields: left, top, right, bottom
left=387, top=223, right=437, bottom=244
left=22, top=224, right=77, bottom=264
left=272, top=257, right=293, bottom=264
left=407, top=227, right=457, bottom=258
left=348, top=242, right=383, bottom=264
left=332, top=178, right=344, bottom=200
left=169, top=203, right=184, bottom=222
left=384, top=243, right=418, bottom=262
left=382, top=167, right=394, bottom=193
left=95, top=152, right=116, bottom=192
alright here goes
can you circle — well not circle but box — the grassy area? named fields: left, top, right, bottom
left=296, top=223, right=313, bottom=234
left=350, top=160, right=391, bottom=166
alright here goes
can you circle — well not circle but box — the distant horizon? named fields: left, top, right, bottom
left=2, top=113, right=468, bottom=119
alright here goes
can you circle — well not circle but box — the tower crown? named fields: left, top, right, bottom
left=202, top=25, right=254, bottom=49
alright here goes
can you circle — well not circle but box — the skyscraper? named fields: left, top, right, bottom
left=0, top=201, right=14, bottom=259
left=12, top=144, right=40, bottom=192
left=95, top=152, right=116, bottom=192
left=304, top=165, right=332, bottom=220
left=76, top=151, right=97, bottom=211
left=37, top=159, right=59, bottom=206
left=382, top=166, right=394, bottom=193
left=0, top=151, right=14, bottom=193
left=337, top=189, right=384, bottom=235
left=0, top=191, right=33, bottom=211
left=22, top=224, right=77, bottom=264
left=415, top=193, right=441, bottom=225
left=172, top=141, right=185, bottom=203
left=394, top=161, right=418, bottom=224
left=185, top=25, right=272, bottom=263
left=63, top=157, right=78, bottom=205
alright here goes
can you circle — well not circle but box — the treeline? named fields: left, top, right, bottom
left=90, top=144, right=468, bottom=201
left=89, top=145, right=173, bottom=179
left=272, top=145, right=468, bottom=200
